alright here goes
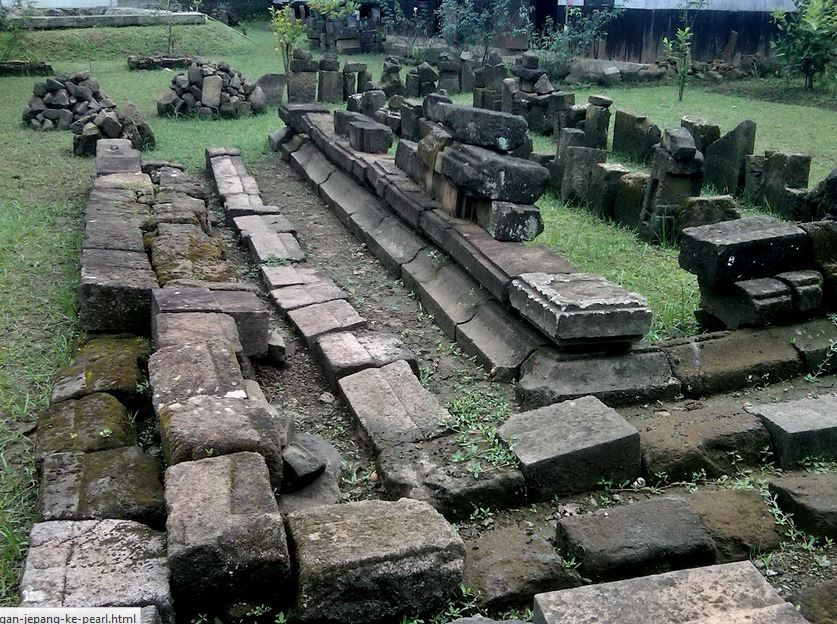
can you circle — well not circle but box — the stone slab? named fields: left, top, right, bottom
left=518, top=347, right=680, bottom=408
left=533, top=561, right=789, bottom=624
left=338, top=359, right=449, bottom=453
left=79, top=263, right=157, bottom=335
left=270, top=278, right=347, bottom=313
left=770, top=473, right=837, bottom=538
left=158, top=395, right=294, bottom=487
left=39, top=446, right=164, bottom=527
left=287, top=299, right=367, bottom=347
left=313, top=330, right=417, bottom=387
left=498, top=395, right=640, bottom=499
left=509, top=273, right=651, bottom=347
left=153, top=311, right=242, bottom=354
left=746, top=395, right=837, bottom=467
left=284, top=498, right=465, bottom=623
left=20, top=520, right=172, bottom=622
left=415, top=261, right=490, bottom=338
left=555, top=496, right=717, bottom=581
left=165, top=452, right=291, bottom=606
left=365, top=215, right=427, bottom=276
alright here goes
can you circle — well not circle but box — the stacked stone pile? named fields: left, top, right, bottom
left=405, top=61, right=439, bottom=98
left=342, top=60, right=370, bottom=100
left=435, top=51, right=460, bottom=93
left=472, top=52, right=508, bottom=111
left=288, top=49, right=319, bottom=103
left=380, top=56, right=405, bottom=98
left=23, top=71, right=113, bottom=131
left=128, top=54, right=192, bottom=70
left=502, top=51, right=575, bottom=135
left=317, top=53, right=343, bottom=102
left=680, top=216, right=833, bottom=328
left=156, top=60, right=267, bottom=119
left=72, top=102, right=155, bottom=156
left=306, top=11, right=386, bottom=54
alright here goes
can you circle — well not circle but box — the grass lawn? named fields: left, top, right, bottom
left=0, top=18, right=836, bottom=603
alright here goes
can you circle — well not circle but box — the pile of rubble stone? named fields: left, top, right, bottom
left=502, top=52, right=575, bottom=135
left=156, top=60, right=267, bottom=119
left=71, top=102, right=155, bottom=156
left=22, top=71, right=113, bottom=131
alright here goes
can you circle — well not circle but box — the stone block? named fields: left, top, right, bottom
left=333, top=109, right=369, bottom=137
left=278, top=433, right=342, bottom=513
left=662, top=327, right=804, bottom=397
left=560, top=146, right=607, bottom=204
left=153, top=312, right=242, bottom=354
left=287, top=71, right=318, bottom=103
left=498, top=395, right=640, bottom=499
left=39, top=447, right=164, bottom=527
left=20, top=520, right=172, bottom=621
left=776, top=270, right=823, bottom=314
left=148, top=341, right=245, bottom=412
left=287, top=299, right=367, bottom=347
left=79, top=261, right=157, bottom=335
left=509, top=273, right=651, bottom=348
left=285, top=499, right=465, bottom=623
left=261, top=264, right=323, bottom=290
left=612, top=110, right=661, bottom=161
left=679, top=216, right=809, bottom=287
left=35, top=393, right=135, bottom=463
left=464, top=525, right=579, bottom=610
left=313, top=330, right=417, bottom=387
left=681, top=116, right=721, bottom=154
left=366, top=215, right=428, bottom=275
left=555, top=497, right=717, bottom=581
left=277, top=102, right=329, bottom=133
left=95, top=138, right=141, bottom=176
left=439, top=143, right=549, bottom=203
left=769, top=473, right=837, bottom=538
left=548, top=128, right=586, bottom=187
left=705, top=120, right=757, bottom=194
left=349, top=120, right=394, bottom=154
left=435, top=103, right=528, bottom=152
left=318, top=69, right=344, bottom=102
left=51, top=335, right=150, bottom=405
left=788, top=317, right=837, bottom=374
left=533, top=561, right=795, bottom=624
left=584, top=104, right=610, bottom=149
left=746, top=394, right=837, bottom=467
left=165, top=452, right=292, bottom=606
left=158, top=395, right=293, bottom=487
left=676, top=195, right=740, bottom=236
left=410, top=258, right=490, bottom=338
left=518, top=347, right=680, bottom=408
left=588, top=163, right=631, bottom=219
left=698, top=277, right=794, bottom=329
left=472, top=200, right=543, bottom=242
left=338, top=359, right=449, bottom=453
left=248, top=231, right=306, bottom=263
left=270, top=278, right=347, bottom=314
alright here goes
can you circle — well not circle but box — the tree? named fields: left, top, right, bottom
left=772, top=0, right=837, bottom=90
left=437, top=0, right=515, bottom=65
left=306, top=0, right=359, bottom=18
left=663, top=26, right=694, bottom=101
left=269, top=5, right=307, bottom=74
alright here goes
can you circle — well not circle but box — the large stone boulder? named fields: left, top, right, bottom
left=436, top=103, right=528, bottom=153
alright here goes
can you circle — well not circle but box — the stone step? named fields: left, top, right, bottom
left=533, top=561, right=794, bottom=624
left=270, top=278, right=347, bottom=314
left=338, top=359, right=450, bottom=454
left=312, top=330, right=417, bottom=387
left=769, top=472, right=837, bottom=538
left=286, top=299, right=367, bottom=347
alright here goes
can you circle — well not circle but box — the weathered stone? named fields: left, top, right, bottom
left=79, top=261, right=158, bottom=334
left=148, top=341, right=245, bottom=412
left=584, top=104, right=610, bottom=149
left=588, top=163, right=631, bottom=219
left=533, top=561, right=800, bottom=624
left=147, top=223, right=235, bottom=286
left=472, top=199, right=543, bottom=242
left=39, top=447, right=164, bottom=527
left=271, top=278, right=346, bottom=314
left=158, top=395, right=293, bottom=486
left=509, top=273, right=651, bottom=348
left=548, top=128, right=587, bottom=188
left=560, top=146, right=607, bottom=204
left=769, top=473, right=837, bottom=538
left=465, top=525, right=579, bottom=610
left=278, top=433, right=342, bottom=513
left=679, top=216, right=809, bottom=287
left=776, top=270, right=823, bottom=314
left=287, top=71, right=318, bottom=103
left=35, top=393, right=135, bottom=463
left=746, top=395, right=837, bottom=467
left=51, top=336, right=150, bottom=405
left=277, top=102, right=329, bottom=133
left=793, top=578, right=837, bottom=624
left=318, top=69, right=343, bottom=103
left=634, top=402, right=771, bottom=480
left=436, top=103, right=528, bottom=153
left=705, top=120, right=757, bottom=193
left=349, top=119, right=394, bottom=153
left=261, top=264, right=322, bottom=290
left=165, top=452, right=292, bottom=606
left=256, top=73, right=286, bottom=105
left=663, top=327, right=804, bottom=397
left=95, top=138, right=141, bottom=176
left=612, top=111, right=661, bottom=161
left=698, top=277, right=794, bottom=330
left=499, top=395, right=640, bottom=498
left=676, top=195, right=740, bottom=236
left=439, top=143, right=549, bottom=203
left=20, top=519, right=172, bottom=621
left=686, top=488, right=782, bottom=562
left=153, top=311, right=242, bottom=354
left=518, top=347, right=680, bottom=407
left=285, top=499, right=465, bottom=623
left=313, top=330, right=416, bottom=386
left=788, top=317, right=837, bottom=374
left=287, top=299, right=367, bottom=347
left=556, top=497, right=717, bottom=581
left=681, top=116, right=721, bottom=154
left=338, top=359, right=448, bottom=453
left=661, top=127, right=697, bottom=161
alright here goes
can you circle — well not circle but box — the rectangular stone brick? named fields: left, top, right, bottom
left=270, top=278, right=347, bottom=313
left=287, top=299, right=367, bottom=347
left=153, top=311, right=242, bottom=354
left=313, top=330, right=416, bottom=387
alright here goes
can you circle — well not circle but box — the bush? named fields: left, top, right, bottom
left=437, top=0, right=514, bottom=65
left=269, top=5, right=307, bottom=73
left=772, top=0, right=837, bottom=90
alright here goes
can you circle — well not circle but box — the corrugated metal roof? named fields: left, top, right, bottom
left=556, top=0, right=797, bottom=11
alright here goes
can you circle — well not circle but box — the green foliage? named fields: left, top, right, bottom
left=663, top=26, right=694, bottom=102
left=307, top=0, right=359, bottom=18
left=380, top=0, right=435, bottom=57
left=437, top=0, right=514, bottom=65
left=268, top=5, right=307, bottom=73
left=445, top=386, right=514, bottom=479
left=528, top=7, right=622, bottom=81
left=772, top=0, right=837, bottom=90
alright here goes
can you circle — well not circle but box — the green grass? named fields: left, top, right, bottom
left=536, top=193, right=700, bottom=341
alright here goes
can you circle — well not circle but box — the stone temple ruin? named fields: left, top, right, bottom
left=17, top=48, right=837, bottom=624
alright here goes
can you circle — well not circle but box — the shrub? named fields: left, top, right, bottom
left=772, top=0, right=837, bottom=90
left=437, top=0, right=514, bottom=65
left=268, top=5, right=307, bottom=74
